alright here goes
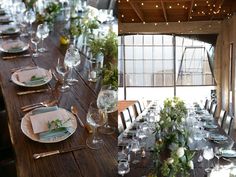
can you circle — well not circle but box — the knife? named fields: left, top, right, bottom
left=3, top=54, right=31, bottom=60
left=33, top=145, right=87, bottom=160
left=17, top=88, right=50, bottom=95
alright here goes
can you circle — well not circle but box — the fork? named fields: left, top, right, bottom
left=21, top=100, right=57, bottom=112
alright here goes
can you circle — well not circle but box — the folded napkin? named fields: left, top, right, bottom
left=30, top=107, right=73, bottom=141
left=17, top=68, right=47, bottom=85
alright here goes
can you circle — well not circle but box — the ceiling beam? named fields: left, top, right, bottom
left=161, top=0, right=168, bottom=22
left=188, top=0, right=194, bottom=21
left=129, top=1, right=145, bottom=22
left=124, top=0, right=192, bottom=2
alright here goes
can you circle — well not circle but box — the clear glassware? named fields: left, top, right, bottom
left=64, top=45, right=81, bottom=85
left=203, top=147, right=214, bottom=173
left=97, top=85, right=118, bottom=134
left=130, top=139, right=140, bottom=164
left=25, top=9, right=36, bottom=35
left=56, top=57, right=70, bottom=92
left=31, top=33, right=40, bottom=57
left=36, top=23, right=49, bottom=52
left=86, top=101, right=107, bottom=150
left=118, top=159, right=130, bottom=176
left=214, top=147, right=222, bottom=170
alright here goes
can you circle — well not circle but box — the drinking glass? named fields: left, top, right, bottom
left=86, top=101, right=107, bottom=149
left=36, top=23, right=49, bottom=52
left=97, top=85, right=118, bottom=134
left=214, top=147, right=222, bottom=170
left=118, top=159, right=130, bottom=176
left=31, top=33, right=40, bottom=57
left=56, top=57, right=70, bottom=92
left=130, top=139, right=140, bottom=164
left=25, top=9, right=36, bottom=35
left=64, top=45, right=81, bottom=85
left=203, top=147, right=214, bottom=173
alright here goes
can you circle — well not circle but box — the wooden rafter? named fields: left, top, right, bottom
left=188, top=0, right=194, bottom=21
left=129, top=0, right=145, bottom=22
left=161, top=0, right=168, bottom=22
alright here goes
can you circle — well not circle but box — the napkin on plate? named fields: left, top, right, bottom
left=30, top=106, right=74, bottom=141
left=17, top=67, right=47, bottom=85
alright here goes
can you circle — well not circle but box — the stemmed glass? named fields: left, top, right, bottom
left=36, top=23, right=49, bottom=52
left=118, top=159, right=130, bottom=176
left=214, top=147, right=222, bottom=170
left=31, top=33, right=40, bottom=58
left=86, top=101, right=107, bottom=149
left=130, top=139, right=140, bottom=164
left=203, top=147, right=214, bottom=173
left=25, top=9, right=36, bottom=35
left=56, top=57, right=70, bottom=92
left=97, top=85, right=118, bottom=134
left=64, top=45, right=81, bottom=85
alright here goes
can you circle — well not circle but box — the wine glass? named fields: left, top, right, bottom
left=203, top=147, right=214, bottom=173
left=86, top=101, right=107, bottom=149
left=64, top=45, right=81, bottom=85
left=36, top=23, right=49, bottom=52
left=97, top=85, right=118, bottom=134
left=25, top=9, right=36, bottom=35
left=118, top=159, right=130, bottom=176
left=130, top=139, right=140, bottom=164
left=56, top=57, right=70, bottom=92
left=214, top=147, right=222, bottom=170
left=31, top=33, right=40, bottom=58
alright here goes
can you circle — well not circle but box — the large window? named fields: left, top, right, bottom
left=119, top=34, right=216, bottom=102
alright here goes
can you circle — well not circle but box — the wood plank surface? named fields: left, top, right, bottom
left=0, top=22, right=117, bottom=177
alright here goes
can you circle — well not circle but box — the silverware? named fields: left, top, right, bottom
left=52, top=70, right=59, bottom=81
left=10, top=65, right=36, bottom=73
left=17, top=88, right=50, bottom=96
left=21, top=99, right=53, bottom=110
left=22, top=100, right=57, bottom=112
left=3, top=54, right=31, bottom=60
left=33, top=145, right=87, bottom=160
left=71, top=106, right=85, bottom=128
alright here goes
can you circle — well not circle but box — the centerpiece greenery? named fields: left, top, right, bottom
left=151, top=97, right=194, bottom=177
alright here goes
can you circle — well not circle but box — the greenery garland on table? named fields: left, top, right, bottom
left=151, top=97, right=195, bottom=177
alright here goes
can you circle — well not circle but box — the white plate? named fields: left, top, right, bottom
left=209, top=133, right=228, bottom=141
left=11, top=67, right=52, bottom=87
left=0, top=40, right=29, bottom=53
left=204, top=124, right=218, bottom=129
left=222, top=150, right=236, bottom=158
left=1, top=26, right=20, bottom=34
left=21, top=108, right=77, bottom=143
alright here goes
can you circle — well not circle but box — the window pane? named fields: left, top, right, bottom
left=144, top=47, right=152, bottom=59
left=163, top=47, right=173, bottom=59
left=154, top=35, right=162, bottom=45
left=134, top=35, right=143, bottom=45
left=125, top=47, right=133, bottom=59
left=153, top=47, right=162, bottom=59
left=125, top=36, right=133, bottom=45
left=144, top=35, right=153, bottom=45
left=126, top=60, right=133, bottom=73
left=134, top=60, right=143, bottom=73
left=163, top=35, right=172, bottom=45
left=144, top=60, right=153, bottom=73
left=133, top=47, right=143, bottom=59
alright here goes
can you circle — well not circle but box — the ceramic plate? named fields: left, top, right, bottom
left=204, top=123, right=218, bottom=129
left=0, top=40, right=29, bottom=53
left=11, top=67, right=52, bottom=87
left=21, top=108, right=77, bottom=143
left=222, top=149, right=236, bottom=158
left=1, top=26, right=20, bottom=35
left=209, top=133, right=228, bottom=141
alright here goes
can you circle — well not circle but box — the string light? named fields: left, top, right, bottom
left=154, top=23, right=157, bottom=26
left=132, top=19, right=134, bottom=21
left=141, top=2, right=144, bottom=6
left=206, top=1, right=209, bottom=3
left=121, top=14, right=124, bottom=18
left=156, top=5, right=159, bottom=8
left=182, top=5, right=185, bottom=8
left=143, top=21, right=145, bottom=24
left=194, top=3, right=197, bottom=7
left=169, top=6, right=172, bottom=9
left=213, top=4, right=216, bottom=7
left=126, top=0, right=129, bottom=2
left=190, top=16, right=192, bottom=19
left=166, top=22, right=169, bottom=25
left=178, top=20, right=181, bottom=23
left=177, top=3, right=180, bottom=6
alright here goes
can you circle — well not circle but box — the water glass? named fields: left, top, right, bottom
left=118, top=159, right=130, bottom=176
left=31, top=33, right=40, bottom=57
left=56, top=58, right=70, bottom=92
left=88, top=59, right=98, bottom=82
left=64, top=45, right=81, bottom=85
left=25, top=9, right=36, bottom=35
left=86, top=101, right=107, bottom=150
left=214, top=147, right=222, bottom=170
left=130, top=139, right=140, bottom=164
left=36, top=23, right=49, bottom=52
left=203, top=147, right=214, bottom=173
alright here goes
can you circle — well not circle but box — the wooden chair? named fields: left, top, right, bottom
left=222, top=114, right=234, bottom=135
left=134, top=101, right=142, bottom=115
left=210, top=103, right=217, bottom=117
left=118, top=114, right=125, bottom=134
left=218, top=109, right=226, bottom=127
left=120, top=109, right=132, bottom=129
left=127, top=105, right=137, bottom=122
left=204, top=99, right=210, bottom=110
left=137, top=100, right=146, bottom=112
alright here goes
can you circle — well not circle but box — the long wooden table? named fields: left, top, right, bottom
left=0, top=23, right=117, bottom=177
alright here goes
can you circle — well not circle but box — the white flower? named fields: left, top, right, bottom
left=167, top=158, right=174, bottom=164
left=160, top=120, right=164, bottom=125
left=176, top=147, right=185, bottom=158
left=188, top=160, right=194, bottom=169
left=86, top=6, right=99, bottom=18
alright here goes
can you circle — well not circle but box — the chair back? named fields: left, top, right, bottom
left=204, top=99, right=209, bottom=110
left=127, top=105, right=137, bottom=122
left=222, top=114, right=234, bottom=135
left=118, top=114, right=125, bottom=134
left=218, top=109, right=226, bottom=127
left=120, top=109, right=132, bottom=129
left=210, top=103, right=217, bottom=117
left=134, top=102, right=142, bottom=115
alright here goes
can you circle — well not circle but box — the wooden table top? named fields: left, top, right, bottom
left=0, top=23, right=117, bottom=177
